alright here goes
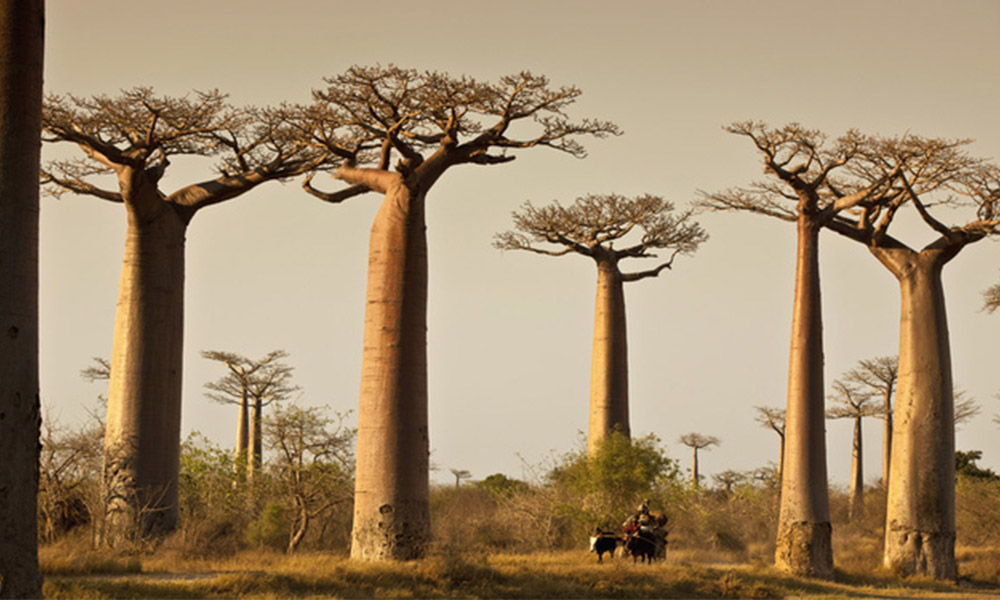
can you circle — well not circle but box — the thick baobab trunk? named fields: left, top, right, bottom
left=235, top=390, right=248, bottom=476
left=587, top=259, right=630, bottom=456
left=775, top=218, right=833, bottom=577
left=0, top=0, right=44, bottom=595
left=247, top=396, right=261, bottom=484
left=848, top=417, right=863, bottom=521
left=880, top=252, right=956, bottom=579
left=103, top=205, right=187, bottom=545
left=350, top=182, right=430, bottom=561
left=691, top=447, right=700, bottom=487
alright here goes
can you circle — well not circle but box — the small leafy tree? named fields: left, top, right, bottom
left=264, top=403, right=355, bottom=553
left=548, top=432, right=677, bottom=531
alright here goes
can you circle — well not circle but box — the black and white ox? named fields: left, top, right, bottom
left=588, top=530, right=621, bottom=563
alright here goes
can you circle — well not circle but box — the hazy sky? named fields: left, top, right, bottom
left=40, top=0, right=1000, bottom=487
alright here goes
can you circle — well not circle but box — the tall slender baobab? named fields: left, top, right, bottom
left=299, top=66, right=619, bottom=560
left=0, top=0, right=44, bottom=595
left=825, top=379, right=881, bottom=522
left=824, top=136, right=1000, bottom=578
left=495, top=194, right=706, bottom=456
left=844, top=356, right=897, bottom=487
left=754, top=405, right=786, bottom=484
left=41, top=89, right=326, bottom=544
left=202, top=350, right=299, bottom=481
left=678, top=433, right=719, bottom=488
left=699, top=122, right=898, bottom=577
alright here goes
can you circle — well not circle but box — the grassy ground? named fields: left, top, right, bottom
left=40, top=545, right=1000, bottom=599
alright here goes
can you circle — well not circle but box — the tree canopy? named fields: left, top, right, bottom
left=299, top=65, right=621, bottom=202
left=41, top=88, right=328, bottom=213
left=495, top=194, right=707, bottom=279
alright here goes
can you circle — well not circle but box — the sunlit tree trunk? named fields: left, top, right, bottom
left=848, top=416, right=863, bottom=521
left=876, top=248, right=956, bottom=579
left=0, top=0, right=44, bottom=595
left=103, top=198, right=187, bottom=545
left=587, top=258, right=630, bottom=456
left=775, top=217, right=833, bottom=577
left=350, top=180, right=430, bottom=560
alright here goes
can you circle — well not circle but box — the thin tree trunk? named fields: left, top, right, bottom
left=848, top=416, right=863, bottom=521
left=775, top=217, right=833, bottom=577
left=587, top=258, right=630, bottom=456
left=881, top=390, right=892, bottom=488
left=879, top=250, right=956, bottom=579
left=0, top=0, right=44, bottom=594
left=235, top=388, right=248, bottom=477
left=350, top=182, right=430, bottom=561
left=247, top=395, right=261, bottom=484
left=103, top=204, right=186, bottom=545
left=287, top=501, right=309, bottom=554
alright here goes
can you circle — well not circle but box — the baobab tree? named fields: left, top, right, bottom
left=203, top=349, right=299, bottom=482
left=754, top=405, right=786, bottom=484
left=0, top=0, right=44, bottom=595
left=678, top=433, right=719, bottom=488
left=824, top=135, right=1000, bottom=578
left=843, top=356, right=897, bottom=487
left=825, top=379, right=881, bottom=522
left=41, top=89, right=326, bottom=545
left=299, top=65, right=619, bottom=560
left=713, top=469, right=745, bottom=495
left=450, top=469, right=471, bottom=488
left=699, top=122, right=898, bottom=577
left=495, top=194, right=706, bottom=455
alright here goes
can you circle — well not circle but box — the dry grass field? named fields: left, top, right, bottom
left=40, top=543, right=1000, bottom=599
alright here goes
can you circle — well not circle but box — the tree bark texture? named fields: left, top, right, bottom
left=103, top=202, right=186, bottom=545
left=848, top=417, right=863, bottom=521
left=0, top=0, right=43, bottom=595
left=775, top=217, right=833, bottom=577
left=587, top=260, right=630, bottom=456
left=350, top=182, right=431, bottom=561
left=235, top=390, right=248, bottom=477
left=877, top=249, right=956, bottom=579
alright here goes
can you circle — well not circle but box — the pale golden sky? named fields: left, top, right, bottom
left=41, top=0, right=1000, bottom=484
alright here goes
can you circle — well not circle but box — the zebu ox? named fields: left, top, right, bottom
left=589, top=529, right=621, bottom=563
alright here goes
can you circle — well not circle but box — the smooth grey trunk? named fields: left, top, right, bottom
left=848, top=416, right=863, bottom=521
left=775, top=218, right=833, bottom=577
left=0, top=0, right=44, bottom=595
left=587, top=258, right=630, bottom=456
left=876, top=248, right=956, bottom=579
left=350, top=181, right=430, bottom=560
left=103, top=199, right=187, bottom=545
